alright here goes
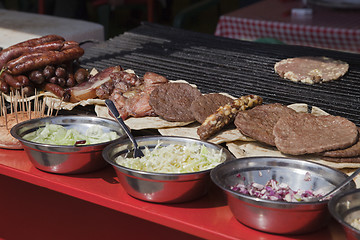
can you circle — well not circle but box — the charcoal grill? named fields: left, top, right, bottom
left=80, top=22, right=360, bottom=125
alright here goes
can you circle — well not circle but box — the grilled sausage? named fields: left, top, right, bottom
left=29, top=70, right=45, bottom=85
left=22, top=85, right=35, bottom=96
left=0, top=77, right=9, bottom=93
left=6, top=46, right=84, bottom=75
left=2, top=72, right=23, bottom=89
left=60, top=41, right=80, bottom=51
left=44, top=83, right=70, bottom=101
left=197, top=95, right=263, bottom=140
left=15, top=75, right=31, bottom=87
left=0, top=37, right=65, bottom=68
left=11, top=35, right=64, bottom=48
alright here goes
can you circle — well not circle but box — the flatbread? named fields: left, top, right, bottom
left=226, top=141, right=360, bottom=169
left=94, top=104, right=193, bottom=130
left=226, top=141, right=360, bottom=187
left=158, top=123, right=254, bottom=144
left=274, top=56, right=349, bottom=84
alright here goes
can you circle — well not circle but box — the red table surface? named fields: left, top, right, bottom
left=0, top=149, right=346, bottom=240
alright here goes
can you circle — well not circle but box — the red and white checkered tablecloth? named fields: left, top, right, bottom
left=215, top=13, right=360, bottom=53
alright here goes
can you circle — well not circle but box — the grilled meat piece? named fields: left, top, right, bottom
left=197, top=95, right=263, bottom=140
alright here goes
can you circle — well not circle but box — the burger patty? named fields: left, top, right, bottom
left=274, top=56, right=349, bottom=84
left=149, top=82, right=202, bottom=122
left=321, top=128, right=360, bottom=158
left=273, top=113, right=358, bottom=155
left=190, top=93, right=233, bottom=124
left=321, top=156, right=360, bottom=163
left=234, top=103, right=297, bottom=146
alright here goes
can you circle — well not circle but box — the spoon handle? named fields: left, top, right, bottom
left=104, top=99, right=139, bottom=150
left=320, top=167, right=360, bottom=201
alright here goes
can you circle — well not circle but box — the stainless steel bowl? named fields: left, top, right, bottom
left=329, top=189, right=360, bottom=240
left=210, top=157, right=356, bottom=235
left=102, top=136, right=235, bottom=203
left=11, top=115, right=126, bottom=174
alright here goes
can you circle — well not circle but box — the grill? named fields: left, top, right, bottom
left=80, top=22, right=360, bottom=125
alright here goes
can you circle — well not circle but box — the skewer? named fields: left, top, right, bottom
left=14, top=93, right=18, bottom=123
left=9, top=91, right=13, bottom=115
left=2, top=93, right=8, bottom=130
left=21, top=88, right=26, bottom=116
left=55, top=98, right=63, bottom=116
left=41, top=100, right=46, bottom=117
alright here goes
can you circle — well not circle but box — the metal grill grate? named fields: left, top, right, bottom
left=80, top=23, right=360, bottom=125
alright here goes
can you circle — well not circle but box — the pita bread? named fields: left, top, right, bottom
left=287, top=103, right=329, bottom=116
left=94, top=104, right=193, bottom=130
left=158, top=123, right=254, bottom=144
left=227, top=141, right=360, bottom=186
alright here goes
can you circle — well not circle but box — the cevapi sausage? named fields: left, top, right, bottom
left=22, top=85, right=35, bottom=96
left=0, top=37, right=65, bottom=68
left=0, top=77, right=9, bottom=93
left=15, top=75, right=31, bottom=87
left=11, top=35, right=64, bottom=48
left=44, top=83, right=70, bottom=101
left=197, top=95, right=263, bottom=140
left=60, top=41, right=79, bottom=51
left=2, top=72, right=24, bottom=89
left=6, top=46, right=84, bottom=75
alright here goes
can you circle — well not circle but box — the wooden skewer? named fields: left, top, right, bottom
left=14, top=93, right=18, bottom=123
left=2, top=93, right=8, bottom=130
left=55, top=98, right=63, bottom=116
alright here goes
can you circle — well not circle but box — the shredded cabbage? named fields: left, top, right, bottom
left=115, top=142, right=225, bottom=173
left=23, top=123, right=119, bottom=145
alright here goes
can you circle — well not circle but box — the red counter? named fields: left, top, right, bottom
left=0, top=149, right=346, bottom=239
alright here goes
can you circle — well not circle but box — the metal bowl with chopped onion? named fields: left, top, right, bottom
left=102, top=135, right=235, bottom=203
left=210, top=157, right=356, bottom=234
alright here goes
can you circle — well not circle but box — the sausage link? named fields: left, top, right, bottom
left=22, top=85, right=35, bottom=96
left=12, top=35, right=65, bottom=48
left=0, top=76, right=9, bottom=93
left=44, top=83, right=70, bottom=101
left=197, top=95, right=263, bottom=140
left=0, top=40, right=65, bottom=69
left=6, top=46, right=84, bottom=75
left=15, top=75, right=31, bottom=87
left=61, top=41, right=80, bottom=51
left=2, top=72, right=23, bottom=89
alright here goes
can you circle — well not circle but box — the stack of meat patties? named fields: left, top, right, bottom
left=234, top=103, right=360, bottom=163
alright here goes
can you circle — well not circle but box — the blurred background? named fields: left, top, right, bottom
left=0, top=0, right=259, bottom=40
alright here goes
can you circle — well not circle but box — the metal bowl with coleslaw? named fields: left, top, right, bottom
left=11, top=115, right=126, bottom=174
left=102, top=135, right=235, bottom=203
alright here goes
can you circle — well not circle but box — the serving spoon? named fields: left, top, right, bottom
left=309, top=167, right=360, bottom=202
left=105, top=99, right=145, bottom=158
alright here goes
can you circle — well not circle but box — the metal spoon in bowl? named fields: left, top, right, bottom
left=105, top=99, right=144, bottom=158
left=309, top=167, right=360, bottom=202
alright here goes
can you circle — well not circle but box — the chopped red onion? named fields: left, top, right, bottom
left=230, top=179, right=324, bottom=202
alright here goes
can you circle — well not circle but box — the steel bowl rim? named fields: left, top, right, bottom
left=328, top=188, right=360, bottom=234
left=103, top=135, right=235, bottom=177
left=210, top=156, right=353, bottom=206
left=10, top=115, right=125, bottom=149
